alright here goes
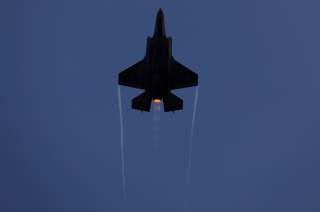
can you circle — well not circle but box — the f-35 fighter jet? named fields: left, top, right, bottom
left=118, top=8, right=198, bottom=112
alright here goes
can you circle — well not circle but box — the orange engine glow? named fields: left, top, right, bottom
left=153, top=99, right=161, bottom=104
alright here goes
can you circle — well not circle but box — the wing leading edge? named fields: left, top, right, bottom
left=118, top=59, right=145, bottom=89
left=170, top=59, right=198, bottom=90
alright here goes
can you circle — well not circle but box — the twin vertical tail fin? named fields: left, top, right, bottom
left=132, top=92, right=152, bottom=112
left=163, top=92, right=183, bottom=112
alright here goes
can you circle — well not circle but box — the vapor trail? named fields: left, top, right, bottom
left=187, top=86, right=199, bottom=184
left=117, top=85, right=127, bottom=200
left=153, top=103, right=161, bottom=148
left=184, top=86, right=199, bottom=210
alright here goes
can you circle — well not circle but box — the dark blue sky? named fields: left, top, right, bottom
left=1, top=0, right=320, bottom=211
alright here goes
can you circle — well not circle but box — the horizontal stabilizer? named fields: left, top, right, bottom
left=163, top=92, right=183, bottom=112
left=132, top=92, right=152, bottom=112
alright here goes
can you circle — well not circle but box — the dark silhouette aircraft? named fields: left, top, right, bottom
left=118, top=8, right=198, bottom=112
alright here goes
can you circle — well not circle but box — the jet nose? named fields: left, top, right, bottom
left=153, top=8, right=166, bottom=37
left=157, top=8, right=164, bottom=17
left=156, top=8, right=165, bottom=22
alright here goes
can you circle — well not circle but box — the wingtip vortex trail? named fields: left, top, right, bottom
left=185, top=86, right=199, bottom=210
left=117, top=86, right=127, bottom=200
left=187, top=86, right=199, bottom=183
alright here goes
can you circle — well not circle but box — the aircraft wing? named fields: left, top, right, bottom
left=118, top=59, right=145, bottom=89
left=170, top=59, right=198, bottom=90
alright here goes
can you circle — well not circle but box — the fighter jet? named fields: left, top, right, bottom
left=118, top=8, right=198, bottom=112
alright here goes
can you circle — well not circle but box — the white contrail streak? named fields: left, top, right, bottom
left=153, top=103, right=161, bottom=148
left=184, top=86, right=199, bottom=210
left=187, top=86, right=199, bottom=184
left=117, top=85, right=127, bottom=200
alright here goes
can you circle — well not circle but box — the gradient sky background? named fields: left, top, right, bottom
left=1, top=0, right=320, bottom=211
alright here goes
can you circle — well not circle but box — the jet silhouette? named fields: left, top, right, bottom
left=118, top=8, right=198, bottom=112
